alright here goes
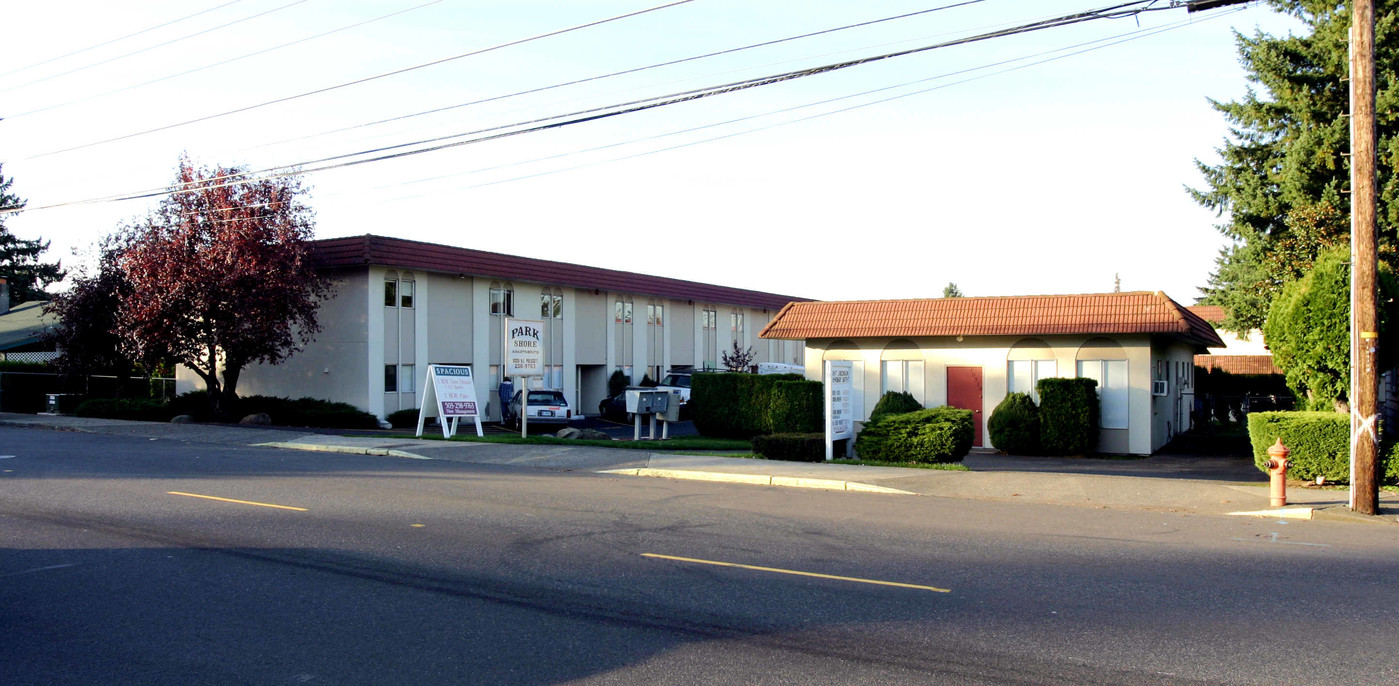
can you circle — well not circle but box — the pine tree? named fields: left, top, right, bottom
left=1191, top=1, right=1399, bottom=332
left=0, top=165, right=65, bottom=303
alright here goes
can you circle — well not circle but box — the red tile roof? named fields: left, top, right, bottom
left=1194, top=354, right=1281, bottom=375
left=758, top=291, right=1225, bottom=347
left=1186, top=305, right=1226, bottom=324
left=312, top=235, right=808, bottom=311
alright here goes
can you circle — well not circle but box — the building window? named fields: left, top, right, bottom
left=490, top=282, right=513, bottom=316
left=702, top=305, right=718, bottom=369
left=1008, top=359, right=1057, bottom=402
left=385, top=364, right=398, bottom=392
left=400, top=278, right=414, bottom=309
left=1078, top=359, right=1128, bottom=429
left=730, top=310, right=745, bottom=346
left=881, top=360, right=924, bottom=399
left=384, top=277, right=397, bottom=307
left=400, top=364, right=415, bottom=393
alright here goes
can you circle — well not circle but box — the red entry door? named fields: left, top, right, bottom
left=946, top=366, right=984, bottom=447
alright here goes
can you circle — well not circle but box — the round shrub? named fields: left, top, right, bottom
left=988, top=392, right=1040, bottom=455
left=854, top=406, right=973, bottom=464
left=868, top=391, right=923, bottom=424
left=387, top=408, right=420, bottom=429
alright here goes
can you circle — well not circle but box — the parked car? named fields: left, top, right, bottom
left=598, top=392, right=631, bottom=422
left=503, top=389, right=574, bottom=430
left=653, top=372, right=693, bottom=418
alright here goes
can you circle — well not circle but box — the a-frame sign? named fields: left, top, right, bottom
left=416, top=364, right=484, bottom=439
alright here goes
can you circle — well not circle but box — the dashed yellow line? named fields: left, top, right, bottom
left=166, top=491, right=307, bottom=512
left=642, top=553, right=949, bottom=593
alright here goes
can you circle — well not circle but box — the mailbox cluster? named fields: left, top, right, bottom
left=624, top=388, right=683, bottom=439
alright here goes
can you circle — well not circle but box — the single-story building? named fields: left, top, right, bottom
left=178, top=235, right=809, bottom=420
left=0, top=277, right=58, bottom=363
left=758, top=291, right=1224, bottom=455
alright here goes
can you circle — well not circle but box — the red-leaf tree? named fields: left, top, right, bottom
left=117, top=157, right=330, bottom=419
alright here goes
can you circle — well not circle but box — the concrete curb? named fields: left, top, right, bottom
left=599, top=468, right=914, bottom=495
left=1225, top=507, right=1315, bottom=520
left=253, top=441, right=432, bottom=460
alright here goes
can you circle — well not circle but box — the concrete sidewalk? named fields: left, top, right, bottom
left=4, top=412, right=1395, bottom=524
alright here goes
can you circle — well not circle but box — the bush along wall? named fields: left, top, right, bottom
left=691, top=373, right=817, bottom=438
left=987, top=392, right=1040, bottom=455
left=868, top=391, right=923, bottom=425
left=853, top=406, right=974, bottom=464
left=1037, top=377, right=1099, bottom=455
left=1246, top=411, right=1349, bottom=482
left=752, top=433, right=826, bottom=462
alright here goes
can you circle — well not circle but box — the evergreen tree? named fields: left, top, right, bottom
left=942, top=282, right=964, bottom=298
left=0, top=165, right=65, bottom=303
left=1191, top=1, right=1399, bottom=332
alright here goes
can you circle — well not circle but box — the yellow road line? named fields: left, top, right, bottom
left=642, top=553, right=949, bottom=593
left=166, top=491, right=307, bottom=512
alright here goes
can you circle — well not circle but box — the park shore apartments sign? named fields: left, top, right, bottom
left=505, top=318, right=544, bottom=378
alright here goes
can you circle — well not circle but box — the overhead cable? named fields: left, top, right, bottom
left=24, top=0, right=698, bottom=158
left=0, top=0, right=248, bottom=81
left=4, top=0, right=449, bottom=120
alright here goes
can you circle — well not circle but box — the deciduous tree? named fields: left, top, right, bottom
left=44, top=235, right=140, bottom=389
left=0, top=164, right=64, bottom=303
left=117, top=158, right=330, bottom=419
left=721, top=340, right=756, bottom=373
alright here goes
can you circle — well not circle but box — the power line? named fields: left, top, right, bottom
left=24, top=0, right=698, bottom=159
left=0, top=0, right=248, bottom=81
left=4, top=0, right=449, bottom=120
left=252, top=0, right=987, bottom=151
left=3, top=0, right=1176, bottom=214
left=0, top=0, right=313, bottom=96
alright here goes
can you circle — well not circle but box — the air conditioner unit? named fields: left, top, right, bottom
left=1152, top=380, right=1168, bottom=396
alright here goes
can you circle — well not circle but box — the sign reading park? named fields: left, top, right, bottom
left=504, top=318, right=544, bottom=378
left=416, top=364, right=483, bottom=439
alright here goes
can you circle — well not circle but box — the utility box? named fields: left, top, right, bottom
left=659, top=389, right=683, bottom=422
left=625, top=389, right=669, bottom=414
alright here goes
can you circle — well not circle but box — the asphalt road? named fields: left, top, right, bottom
left=3, top=426, right=1397, bottom=685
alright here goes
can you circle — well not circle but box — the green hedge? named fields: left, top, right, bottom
left=752, top=433, right=826, bottom=462
left=1037, top=377, right=1099, bottom=455
left=987, top=392, right=1040, bottom=455
left=84, top=390, right=381, bottom=429
left=853, top=406, right=973, bottom=464
left=1247, top=411, right=1350, bottom=481
left=691, top=373, right=819, bottom=438
left=74, top=398, right=171, bottom=422
left=869, top=391, right=923, bottom=424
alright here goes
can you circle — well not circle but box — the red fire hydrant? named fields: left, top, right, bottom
left=1266, top=438, right=1290, bottom=507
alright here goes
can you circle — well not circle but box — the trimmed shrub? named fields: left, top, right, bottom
left=690, top=372, right=810, bottom=438
left=239, top=395, right=380, bottom=429
left=854, top=406, right=974, bottom=464
left=987, top=392, right=1040, bottom=455
left=752, top=433, right=826, bottom=462
left=74, top=397, right=171, bottom=422
left=869, top=391, right=923, bottom=424
left=387, top=408, right=421, bottom=429
left=1037, top=377, right=1099, bottom=455
left=1247, top=411, right=1348, bottom=481
left=1386, top=441, right=1399, bottom=485
left=766, top=380, right=823, bottom=434
left=607, top=369, right=629, bottom=398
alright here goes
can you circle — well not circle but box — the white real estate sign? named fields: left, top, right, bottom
left=825, top=360, right=853, bottom=460
left=416, top=364, right=484, bottom=439
left=504, top=318, right=545, bottom=377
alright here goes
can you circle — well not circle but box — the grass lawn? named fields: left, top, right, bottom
left=829, top=458, right=969, bottom=471
left=399, top=433, right=753, bottom=451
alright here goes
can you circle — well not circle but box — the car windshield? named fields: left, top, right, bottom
left=528, top=392, right=564, bottom=404
left=660, top=375, right=690, bottom=387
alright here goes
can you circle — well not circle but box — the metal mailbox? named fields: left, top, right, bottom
left=659, top=389, right=683, bottom=422
left=625, top=389, right=669, bottom=414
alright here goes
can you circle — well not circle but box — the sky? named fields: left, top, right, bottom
left=0, top=0, right=1305, bottom=303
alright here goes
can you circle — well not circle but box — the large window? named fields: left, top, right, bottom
left=881, top=360, right=924, bottom=399
left=490, top=282, right=513, bottom=316
left=1008, top=359, right=1057, bottom=402
left=1078, top=359, right=1128, bottom=429
left=701, top=305, right=717, bottom=369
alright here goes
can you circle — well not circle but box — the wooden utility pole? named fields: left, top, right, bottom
left=1350, top=0, right=1380, bottom=515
